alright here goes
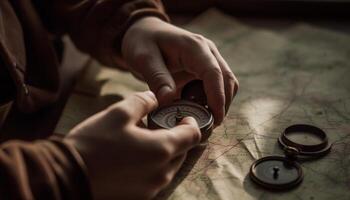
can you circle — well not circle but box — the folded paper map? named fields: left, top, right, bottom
left=56, top=9, right=350, bottom=200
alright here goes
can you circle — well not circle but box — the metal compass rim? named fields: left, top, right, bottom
left=249, top=155, right=304, bottom=190
left=278, top=124, right=332, bottom=159
left=149, top=100, right=213, bottom=131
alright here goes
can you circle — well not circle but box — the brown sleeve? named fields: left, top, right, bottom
left=0, top=138, right=92, bottom=200
left=33, top=0, right=170, bottom=68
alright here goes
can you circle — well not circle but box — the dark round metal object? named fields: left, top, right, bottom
left=250, top=156, right=304, bottom=190
left=148, top=100, right=214, bottom=142
left=278, top=124, right=332, bottom=159
left=283, top=146, right=300, bottom=161
left=181, top=80, right=207, bottom=106
left=148, top=80, right=214, bottom=142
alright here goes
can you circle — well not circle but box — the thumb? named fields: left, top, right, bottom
left=114, top=91, right=158, bottom=123
left=133, top=44, right=176, bottom=104
left=167, top=117, right=202, bottom=156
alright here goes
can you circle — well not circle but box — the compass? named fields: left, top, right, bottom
left=250, top=156, right=303, bottom=190
left=249, top=124, right=332, bottom=190
left=148, top=80, right=214, bottom=142
left=278, top=124, right=332, bottom=160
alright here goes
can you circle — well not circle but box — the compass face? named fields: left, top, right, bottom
left=148, top=100, right=213, bottom=132
left=250, top=156, right=303, bottom=190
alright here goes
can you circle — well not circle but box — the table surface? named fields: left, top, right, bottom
left=54, top=9, right=350, bottom=200
left=2, top=8, right=349, bottom=141
left=2, top=8, right=349, bottom=200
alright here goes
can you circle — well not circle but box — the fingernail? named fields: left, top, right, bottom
left=156, top=85, right=172, bottom=101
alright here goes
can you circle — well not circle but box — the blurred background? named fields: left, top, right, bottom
left=162, top=0, right=350, bottom=37
left=163, top=0, right=350, bottom=17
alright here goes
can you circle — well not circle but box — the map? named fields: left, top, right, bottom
left=56, top=9, right=350, bottom=200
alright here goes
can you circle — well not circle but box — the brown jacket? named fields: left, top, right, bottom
left=0, top=0, right=168, bottom=199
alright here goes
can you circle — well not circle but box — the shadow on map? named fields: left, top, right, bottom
left=155, top=144, right=207, bottom=199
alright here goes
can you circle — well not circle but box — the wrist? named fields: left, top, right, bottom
left=63, top=136, right=101, bottom=200
left=121, top=14, right=168, bottom=50
left=49, top=138, right=93, bottom=199
left=122, top=16, right=164, bottom=44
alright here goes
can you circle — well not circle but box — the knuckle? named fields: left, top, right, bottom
left=152, top=172, right=172, bottom=189
left=134, top=52, right=153, bottom=64
left=192, top=34, right=206, bottom=42
left=202, top=66, right=221, bottom=78
left=206, top=38, right=216, bottom=47
left=153, top=143, right=173, bottom=162
left=233, top=77, right=239, bottom=95
left=147, top=71, right=174, bottom=91
left=191, top=126, right=201, bottom=142
left=132, top=93, right=150, bottom=107
left=211, top=66, right=222, bottom=75
left=217, top=95, right=226, bottom=107
left=225, top=73, right=239, bottom=94
left=161, top=173, right=173, bottom=186
left=141, top=188, right=158, bottom=200
left=183, top=34, right=206, bottom=49
left=185, top=123, right=199, bottom=135
left=182, top=125, right=201, bottom=144
left=225, top=72, right=236, bottom=82
left=209, top=91, right=225, bottom=109
left=169, top=125, right=200, bottom=147
left=234, top=77, right=239, bottom=87
left=106, top=105, right=130, bottom=122
left=149, top=70, right=169, bottom=81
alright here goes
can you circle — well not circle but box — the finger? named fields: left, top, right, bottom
left=147, top=153, right=186, bottom=195
left=172, top=71, right=194, bottom=89
left=182, top=40, right=225, bottom=125
left=168, top=153, right=187, bottom=178
left=131, top=43, right=176, bottom=105
left=208, top=40, right=239, bottom=115
left=137, top=119, right=147, bottom=128
left=169, top=153, right=187, bottom=169
left=172, top=71, right=195, bottom=98
left=111, top=91, right=158, bottom=123
left=166, top=117, right=201, bottom=156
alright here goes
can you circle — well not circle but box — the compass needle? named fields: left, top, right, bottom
left=175, top=108, right=184, bottom=124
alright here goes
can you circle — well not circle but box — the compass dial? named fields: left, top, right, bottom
left=148, top=100, right=214, bottom=140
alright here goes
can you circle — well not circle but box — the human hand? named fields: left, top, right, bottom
left=122, top=17, right=239, bottom=125
left=64, top=91, right=201, bottom=200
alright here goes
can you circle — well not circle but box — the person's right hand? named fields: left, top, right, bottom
left=64, top=91, right=201, bottom=200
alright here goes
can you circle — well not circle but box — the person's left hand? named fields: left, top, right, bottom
left=122, top=17, right=239, bottom=125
